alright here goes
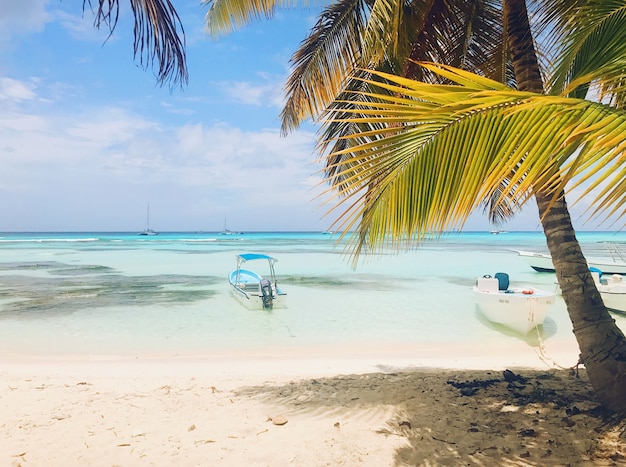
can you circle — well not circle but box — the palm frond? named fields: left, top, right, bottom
left=320, top=64, right=626, bottom=256
left=402, top=0, right=509, bottom=84
left=548, top=0, right=626, bottom=107
left=204, top=0, right=278, bottom=36
left=280, top=0, right=370, bottom=135
left=282, top=0, right=514, bottom=133
left=360, top=0, right=404, bottom=66
left=85, top=0, right=188, bottom=88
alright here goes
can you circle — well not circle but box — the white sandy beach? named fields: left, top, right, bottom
left=2, top=341, right=626, bottom=466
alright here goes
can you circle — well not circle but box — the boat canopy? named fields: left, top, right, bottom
left=236, top=253, right=277, bottom=263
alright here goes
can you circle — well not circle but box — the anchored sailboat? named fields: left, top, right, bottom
left=220, top=214, right=241, bottom=235
left=138, top=204, right=158, bottom=236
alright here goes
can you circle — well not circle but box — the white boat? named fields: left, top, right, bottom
left=220, top=215, right=242, bottom=235
left=473, top=272, right=555, bottom=334
left=596, top=274, right=626, bottom=313
left=552, top=270, right=626, bottom=314
left=138, top=204, right=158, bottom=236
left=517, top=250, right=626, bottom=275
left=228, top=254, right=286, bottom=309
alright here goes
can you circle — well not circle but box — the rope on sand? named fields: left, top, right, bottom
left=532, top=323, right=578, bottom=372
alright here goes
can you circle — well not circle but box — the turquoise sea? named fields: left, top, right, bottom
left=0, top=231, right=624, bottom=361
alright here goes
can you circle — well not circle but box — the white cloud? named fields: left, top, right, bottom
left=0, top=94, right=329, bottom=230
left=0, top=0, right=49, bottom=47
left=0, top=77, right=37, bottom=102
left=219, top=77, right=285, bottom=107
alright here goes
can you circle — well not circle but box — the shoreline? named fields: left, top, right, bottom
left=0, top=337, right=583, bottom=378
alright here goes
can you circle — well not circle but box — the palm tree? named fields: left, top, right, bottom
left=88, top=0, right=626, bottom=411
left=206, top=0, right=626, bottom=411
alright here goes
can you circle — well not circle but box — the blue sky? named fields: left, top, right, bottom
left=0, top=1, right=617, bottom=232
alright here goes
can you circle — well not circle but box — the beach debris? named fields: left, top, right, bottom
left=519, top=428, right=538, bottom=437
left=503, top=369, right=528, bottom=384
left=566, top=406, right=582, bottom=416
left=194, top=439, right=216, bottom=444
left=334, top=422, right=341, bottom=430
left=460, top=387, right=479, bottom=396
left=268, top=414, right=288, bottom=426
left=399, top=421, right=412, bottom=429
left=432, top=436, right=456, bottom=445
left=447, top=378, right=499, bottom=396
left=187, top=424, right=196, bottom=431
left=52, top=413, right=71, bottom=421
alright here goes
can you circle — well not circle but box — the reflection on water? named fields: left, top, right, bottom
left=474, top=307, right=558, bottom=344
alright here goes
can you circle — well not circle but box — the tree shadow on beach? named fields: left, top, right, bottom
left=235, top=369, right=626, bottom=466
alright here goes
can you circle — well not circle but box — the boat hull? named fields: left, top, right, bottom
left=228, top=269, right=286, bottom=310
left=473, top=286, right=554, bottom=334
left=598, top=275, right=626, bottom=313
left=229, top=284, right=287, bottom=310
left=517, top=250, right=626, bottom=275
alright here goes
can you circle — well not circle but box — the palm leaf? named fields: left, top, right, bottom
left=85, top=0, right=188, bottom=87
left=281, top=0, right=370, bottom=135
left=320, top=64, right=626, bottom=256
left=548, top=0, right=626, bottom=107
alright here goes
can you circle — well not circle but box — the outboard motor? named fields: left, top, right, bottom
left=259, top=279, right=274, bottom=309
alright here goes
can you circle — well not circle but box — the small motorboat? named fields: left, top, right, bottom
left=473, top=272, right=555, bottom=334
left=553, top=269, right=626, bottom=314
left=228, top=253, right=286, bottom=309
left=592, top=271, right=626, bottom=314
left=517, top=250, right=626, bottom=275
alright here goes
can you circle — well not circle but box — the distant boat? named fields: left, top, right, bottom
left=517, top=250, right=626, bottom=275
left=220, top=229, right=241, bottom=235
left=220, top=215, right=242, bottom=235
left=138, top=204, right=158, bottom=236
left=473, top=272, right=554, bottom=334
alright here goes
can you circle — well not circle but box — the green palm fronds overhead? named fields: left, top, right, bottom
left=320, top=63, right=626, bottom=254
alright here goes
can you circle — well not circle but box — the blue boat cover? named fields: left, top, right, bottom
left=237, top=253, right=276, bottom=262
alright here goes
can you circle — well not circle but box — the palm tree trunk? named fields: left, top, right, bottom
left=505, top=0, right=626, bottom=413
left=536, top=192, right=626, bottom=412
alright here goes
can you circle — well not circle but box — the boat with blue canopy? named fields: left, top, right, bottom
left=228, top=253, right=286, bottom=309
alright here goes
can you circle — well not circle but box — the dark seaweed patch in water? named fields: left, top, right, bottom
left=0, top=261, right=68, bottom=271
left=50, top=265, right=117, bottom=276
left=0, top=273, right=221, bottom=318
left=0, top=261, right=116, bottom=275
left=284, top=276, right=352, bottom=287
left=282, top=274, right=407, bottom=291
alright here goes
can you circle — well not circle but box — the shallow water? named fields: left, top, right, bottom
left=0, top=231, right=624, bottom=358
